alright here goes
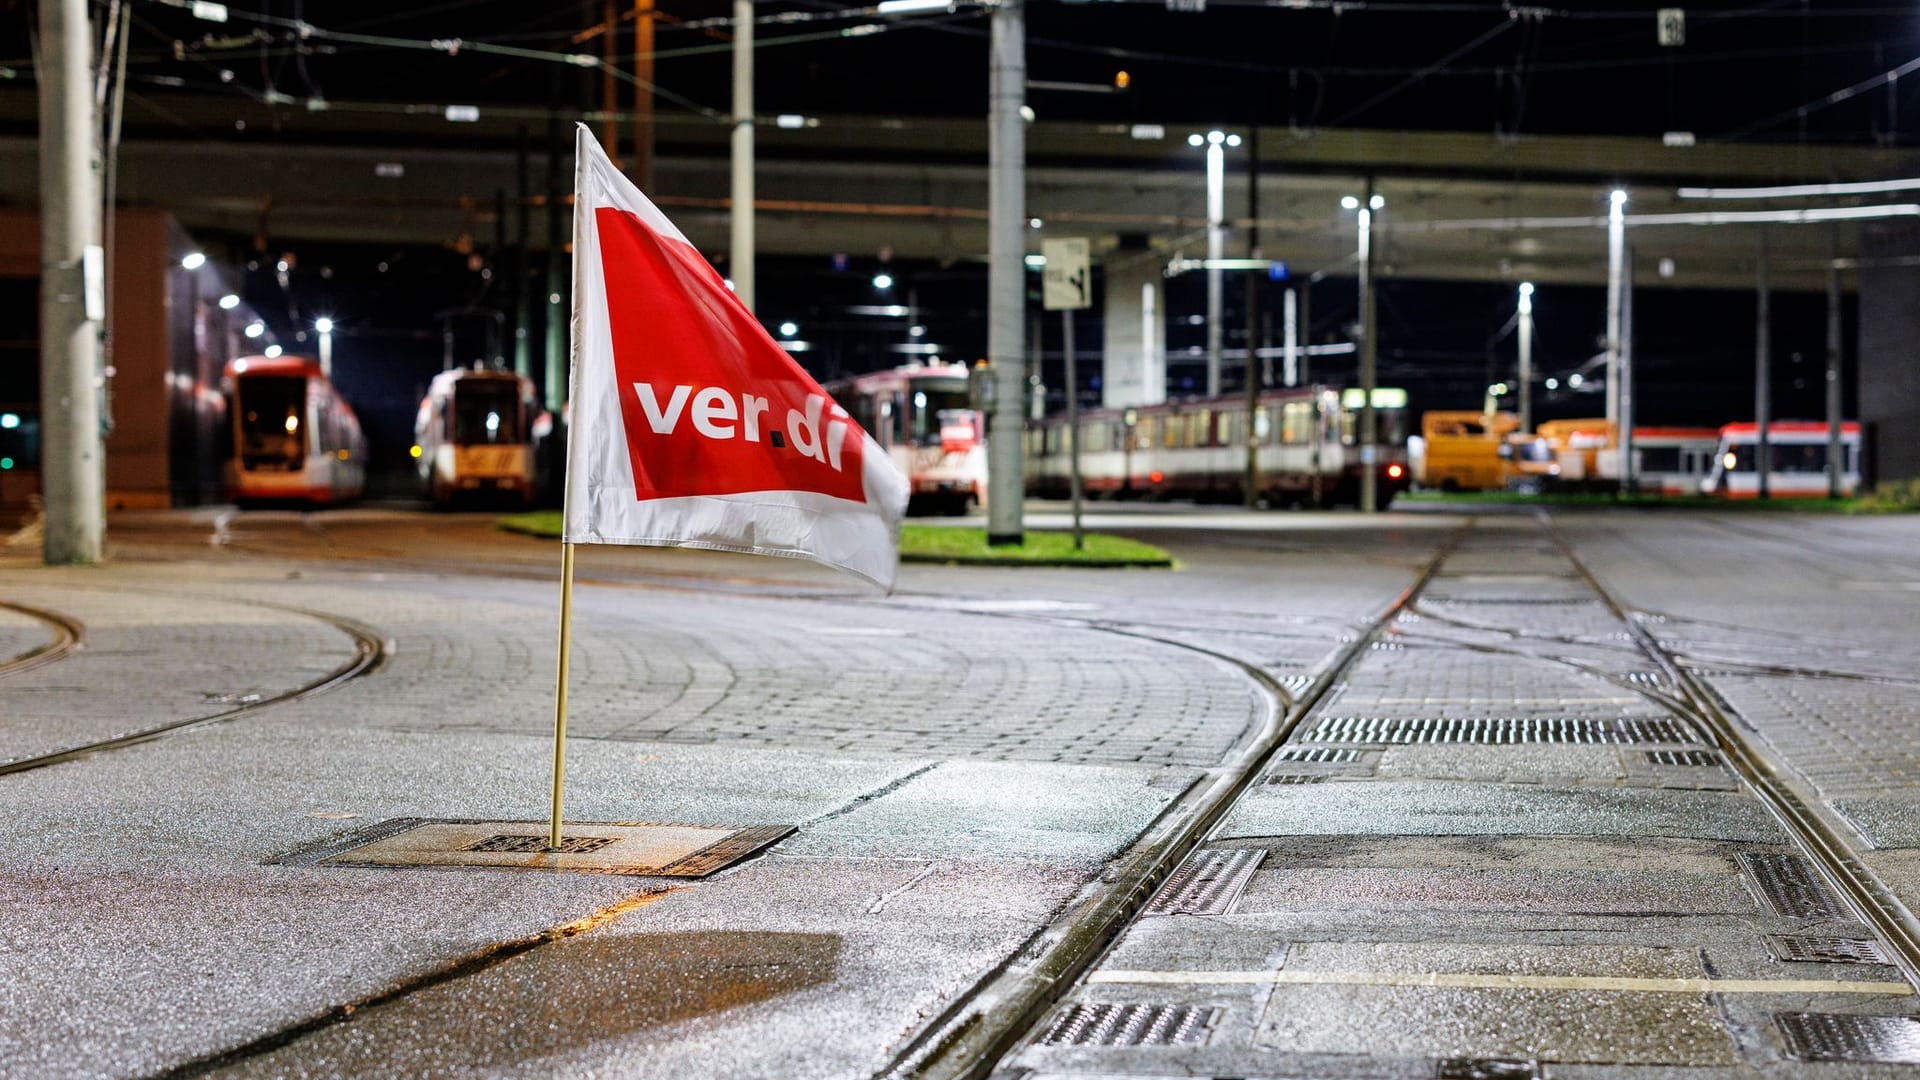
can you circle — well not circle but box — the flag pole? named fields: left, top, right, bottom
left=549, top=125, right=591, bottom=851
left=549, top=540, right=576, bottom=849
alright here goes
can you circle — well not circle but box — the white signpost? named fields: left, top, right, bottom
left=1042, top=238, right=1091, bottom=549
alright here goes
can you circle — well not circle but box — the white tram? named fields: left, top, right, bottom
left=1026, top=386, right=1411, bottom=508
left=413, top=368, right=542, bottom=506
left=226, top=355, right=366, bottom=506
left=1699, top=420, right=1862, bottom=498
left=826, top=362, right=986, bottom=515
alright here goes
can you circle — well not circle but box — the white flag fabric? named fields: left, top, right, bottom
left=563, top=125, right=908, bottom=588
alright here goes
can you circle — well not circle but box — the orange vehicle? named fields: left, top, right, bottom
left=1505, top=418, right=1614, bottom=488
left=1412, top=410, right=1518, bottom=491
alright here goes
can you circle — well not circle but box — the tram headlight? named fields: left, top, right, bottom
left=284, top=415, right=299, bottom=434
left=410, top=444, right=423, bottom=459
left=1723, top=452, right=1737, bottom=470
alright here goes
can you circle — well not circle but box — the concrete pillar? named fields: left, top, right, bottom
left=985, top=0, right=1026, bottom=545
left=1101, top=254, right=1164, bottom=409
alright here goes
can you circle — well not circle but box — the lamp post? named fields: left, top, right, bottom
left=1517, top=282, right=1534, bottom=433
left=1604, top=189, right=1626, bottom=435
left=1347, top=186, right=1382, bottom=514
left=1187, top=129, right=1239, bottom=399
left=315, top=316, right=335, bottom=378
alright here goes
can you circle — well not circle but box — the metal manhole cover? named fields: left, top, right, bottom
left=465, top=834, right=617, bottom=854
left=1307, top=716, right=1699, bottom=746
left=1644, top=749, right=1721, bottom=767
left=1739, top=853, right=1853, bottom=920
left=1145, top=849, right=1265, bottom=916
left=1766, top=935, right=1892, bottom=965
left=1037, top=1003, right=1219, bottom=1046
left=273, top=818, right=794, bottom=878
left=1278, top=746, right=1360, bottom=764
left=1776, top=1013, right=1920, bottom=1063
left=1435, top=1059, right=1540, bottom=1080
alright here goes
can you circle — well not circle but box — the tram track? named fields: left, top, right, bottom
left=873, top=523, right=1470, bottom=1080
left=0, top=599, right=85, bottom=679
left=0, top=592, right=391, bottom=778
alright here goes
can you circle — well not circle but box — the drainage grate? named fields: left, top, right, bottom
left=1146, top=849, right=1266, bottom=916
left=1278, top=746, right=1360, bottom=764
left=1644, top=749, right=1722, bottom=767
left=1428, top=596, right=1593, bottom=606
left=1775, top=1013, right=1920, bottom=1063
left=1307, top=715, right=1699, bottom=746
left=1435, top=1059, right=1540, bottom=1080
left=1037, top=1003, right=1219, bottom=1047
left=1265, top=774, right=1326, bottom=785
left=1625, top=672, right=1666, bottom=686
left=1279, top=674, right=1315, bottom=696
left=1739, top=853, right=1853, bottom=920
left=1371, top=641, right=1406, bottom=651
left=1766, top=935, right=1892, bottom=965
left=464, top=834, right=619, bottom=854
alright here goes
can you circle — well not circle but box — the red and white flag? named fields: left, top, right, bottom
left=562, top=125, right=908, bottom=588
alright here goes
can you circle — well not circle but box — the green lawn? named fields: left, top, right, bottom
left=496, top=512, right=1172, bottom=567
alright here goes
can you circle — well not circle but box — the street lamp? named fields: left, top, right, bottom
left=1344, top=188, right=1383, bottom=513
left=1188, top=129, right=1240, bottom=398
left=315, top=316, right=335, bottom=377
left=1517, top=282, right=1535, bottom=432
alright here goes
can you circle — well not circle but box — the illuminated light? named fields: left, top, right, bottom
left=244, top=322, right=265, bottom=339
left=264, top=345, right=283, bottom=358
left=0, top=458, right=11, bottom=470
left=444, top=104, right=481, bottom=123
left=1186, top=133, right=1204, bottom=147
left=872, top=272, right=894, bottom=290
left=0, top=413, right=16, bottom=429
left=180, top=252, right=207, bottom=270
left=1610, top=189, right=1629, bottom=207
left=1024, top=254, right=1046, bottom=268
left=1340, top=195, right=1360, bottom=211
left=1544, top=377, right=1559, bottom=390
left=1568, top=372, right=1585, bottom=387
left=779, top=340, right=813, bottom=352
left=909, top=324, right=926, bottom=337
left=1662, top=130, right=1696, bottom=148
left=549, top=292, right=562, bottom=304
left=410, top=444, right=423, bottom=459
left=1387, top=463, right=1405, bottom=479
left=219, top=293, right=241, bottom=310
left=1659, top=257, right=1676, bottom=279
left=1369, top=194, right=1385, bottom=211
left=336, top=448, right=349, bottom=460
left=1114, top=70, right=1130, bottom=90
left=1724, top=452, right=1738, bottom=469
left=1491, top=382, right=1510, bottom=396
left=284, top=415, right=300, bottom=434
left=232, top=359, right=249, bottom=374
left=276, top=259, right=289, bottom=273
left=191, top=1, right=227, bottom=22
left=1019, top=105, right=1035, bottom=123
left=914, top=391, right=927, bottom=408
left=1678, top=178, right=1920, bottom=200
left=1225, top=133, right=1241, bottom=148
left=875, top=0, right=952, bottom=13
left=1206, top=129, right=1225, bottom=146
left=485, top=411, right=500, bottom=434
left=774, top=114, right=807, bottom=130
left=1519, top=281, right=1535, bottom=297
left=1029, top=217, right=1043, bottom=229
left=778, top=321, right=799, bottom=337
left=1129, top=124, right=1165, bottom=141
left=1149, top=471, right=1164, bottom=483
left=314, top=316, right=334, bottom=334
left=1340, top=387, right=1410, bottom=409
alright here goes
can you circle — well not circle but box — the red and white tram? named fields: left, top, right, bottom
left=1699, top=420, right=1861, bottom=498
left=826, top=362, right=986, bottom=515
left=1027, top=385, right=1412, bottom=508
left=225, top=355, right=365, bottom=506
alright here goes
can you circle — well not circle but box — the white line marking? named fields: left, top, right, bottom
left=1086, top=969, right=1913, bottom=995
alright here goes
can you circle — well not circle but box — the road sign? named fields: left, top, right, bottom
left=1042, top=238, right=1091, bottom=311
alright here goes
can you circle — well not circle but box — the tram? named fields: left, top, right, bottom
left=1027, top=385, right=1411, bottom=508
left=226, top=355, right=366, bottom=506
left=825, top=362, right=985, bottom=515
left=413, top=368, right=542, bottom=506
left=1629, top=427, right=1720, bottom=496
left=1699, top=421, right=1861, bottom=497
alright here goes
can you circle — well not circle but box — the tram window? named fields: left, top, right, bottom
left=910, top=380, right=970, bottom=446
left=1219, top=412, right=1242, bottom=448
left=1163, top=414, right=1184, bottom=449
left=1282, top=402, right=1312, bottom=445
left=237, top=376, right=306, bottom=468
left=455, top=381, right=523, bottom=444
left=1776, top=444, right=1829, bottom=473
left=1086, top=423, right=1111, bottom=452
left=843, top=392, right=876, bottom=443
left=1134, top=416, right=1157, bottom=449
left=1254, top=408, right=1272, bottom=444
left=1641, top=447, right=1681, bottom=472
left=1194, top=411, right=1213, bottom=446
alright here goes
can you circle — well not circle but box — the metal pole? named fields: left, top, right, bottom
left=1064, top=310, right=1082, bottom=548
left=37, top=0, right=104, bottom=565
left=1620, top=251, right=1635, bottom=492
left=514, top=125, right=532, bottom=380
left=548, top=542, right=576, bottom=849
left=1205, top=132, right=1224, bottom=399
left=1756, top=228, right=1772, bottom=499
left=1517, top=282, right=1534, bottom=433
left=632, top=0, right=655, bottom=192
left=544, top=74, right=567, bottom=413
left=319, top=330, right=333, bottom=378
left=1243, top=125, right=1261, bottom=509
left=1826, top=242, right=1845, bottom=498
left=1605, top=189, right=1625, bottom=433
left=1358, top=183, right=1378, bottom=514
left=985, top=0, right=1026, bottom=546
left=1298, top=284, right=1311, bottom=387
left=1283, top=288, right=1298, bottom=387
left=730, top=0, right=755, bottom=312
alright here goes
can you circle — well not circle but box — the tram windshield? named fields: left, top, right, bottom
left=908, top=378, right=971, bottom=447
left=237, top=375, right=306, bottom=469
left=454, top=380, right=523, bottom=445
left=1722, top=442, right=1836, bottom=474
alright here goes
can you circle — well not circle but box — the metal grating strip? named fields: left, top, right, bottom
left=1307, top=716, right=1699, bottom=746
left=1145, top=849, right=1266, bottom=916
left=1766, top=935, right=1893, bottom=966
left=464, top=834, right=617, bottom=854
left=1427, top=596, right=1595, bottom=606
left=1740, top=853, right=1854, bottom=920
left=1265, top=774, right=1326, bottom=785
left=1037, top=1003, right=1219, bottom=1047
left=1776, top=1013, right=1920, bottom=1063
left=1278, top=746, right=1361, bottom=764
left=1435, top=1059, right=1541, bottom=1080
left=1644, top=749, right=1722, bottom=767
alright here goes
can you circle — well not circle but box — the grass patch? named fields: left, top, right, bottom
left=899, top=525, right=1172, bottom=567
left=1397, top=489, right=1918, bottom=514
left=498, top=512, right=1174, bottom=567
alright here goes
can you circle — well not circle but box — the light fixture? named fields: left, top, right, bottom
left=1340, top=195, right=1360, bottom=211
left=1610, top=189, right=1628, bottom=207
left=1024, top=254, right=1046, bottom=268
left=314, top=316, right=334, bottom=334
left=244, top=322, right=265, bottom=339
left=1369, top=194, right=1385, bottom=211
left=1186, top=133, right=1204, bottom=147
left=1225, top=134, right=1241, bottom=147
left=1028, top=217, right=1043, bottom=229
left=1545, top=377, right=1559, bottom=390
left=0, top=413, right=17, bottom=430
left=218, top=293, right=241, bottom=310
left=1568, top=372, right=1585, bottom=387
left=875, top=0, right=952, bottom=14
left=276, top=259, right=289, bottom=273
left=909, top=324, right=926, bottom=337
left=180, top=252, right=207, bottom=270
left=778, top=321, right=799, bottom=337
left=264, top=344, right=283, bottom=358
left=872, top=272, right=894, bottom=290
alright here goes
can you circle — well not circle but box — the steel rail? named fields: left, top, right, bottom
left=1546, top=515, right=1920, bottom=992
left=0, top=598, right=390, bottom=778
left=0, top=599, right=86, bottom=679
left=874, top=522, right=1469, bottom=1080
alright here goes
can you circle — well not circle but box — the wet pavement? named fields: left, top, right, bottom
left=3, top=505, right=1919, bottom=1078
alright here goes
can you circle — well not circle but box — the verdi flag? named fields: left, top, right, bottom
left=562, top=125, right=908, bottom=588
